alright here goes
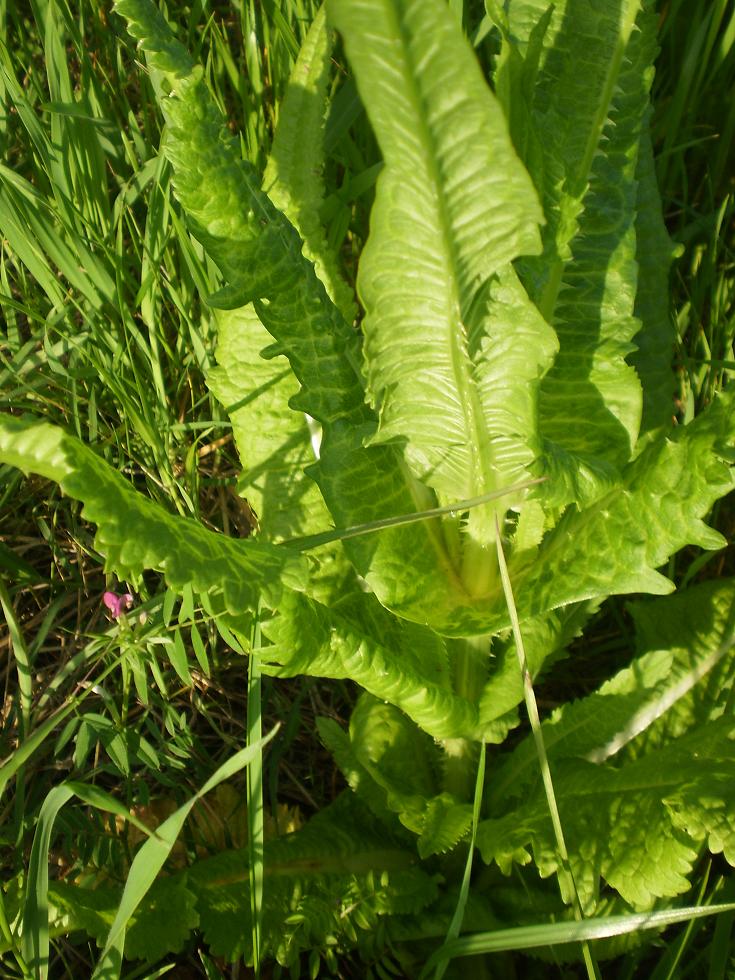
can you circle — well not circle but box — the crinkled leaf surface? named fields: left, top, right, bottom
left=630, top=121, right=679, bottom=436
left=318, top=696, right=471, bottom=857
left=262, top=590, right=479, bottom=740
left=263, top=4, right=356, bottom=325
left=0, top=417, right=306, bottom=619
left=478, top=717, right=735, bottom=911
left=206, top=8, right=355, bottom=604
left=478, top=599, right=601, bottom=741
left=49, top=877, right=198, bottom=963
left=115, top=0, right=475, bottom=633
left=207, top=307, right=351, bottom=605
left=488, top=578, right=735, bottom=809
left=114, top=0, right=732, bottom=641
left=417, top=797, right=474, bottom=860
left=329, top=0, right=550, bottom=521
left=488, top=645, right=674, bottom=811
left=188, top=792, right=439, bottom=965
left=498, top=0, right=659, bottom=496
left=624, top=579, right=735, bottom=753
left=491, top=390, right=734, bottom=629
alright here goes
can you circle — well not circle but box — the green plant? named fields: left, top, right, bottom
left=2, top=0, right=735, bottom=975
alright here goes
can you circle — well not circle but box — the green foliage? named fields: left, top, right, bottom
left=2, top=0, right=735, bottom=975
left=478, top=716, right=735, bottom=911
left=49, top=876, right=198, bottom=964
left=39, top=793, right=439, bottom=970
left=480, top=580, right=735, bottom=912
left=0, top=416, right=307, bottom=621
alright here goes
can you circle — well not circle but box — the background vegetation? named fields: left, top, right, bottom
left=1, top=0, right=734, bottom=976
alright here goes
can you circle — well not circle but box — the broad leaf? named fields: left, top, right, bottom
left=478, top=717, right=735, bottom=911
left=262, top=589, right=479, bottom=740
left=478, top=600, right=601, bottom=741
left=330, top=0, right=555, bottom=554
left=487, top=581, right=735, bottom=809
left=625, top=579, right=735, bottom=753
left=115, top=0, right=473, bottom=632
left=502, top=0, right=658, bottom=491
left=49, top=877, right=198, bottom=964
left=630, top=122, right=679, bottom=437
left=207, top=8, right=353, bottom=603
left=0, top=417, right=307, bottom=620
left=319, top=696, right=472, bottom=857
left=187, top=792, right=440, bottom=965
left=488, top=389, right=734, bottom=632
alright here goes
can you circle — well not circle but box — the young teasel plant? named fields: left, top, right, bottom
left=2, top=0, right=735, bottom=973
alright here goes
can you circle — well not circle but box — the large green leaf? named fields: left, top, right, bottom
left=39, top=792, right=437, bottom=970
left=206, top=8, right=353, bottom=603
left=488, top=389, right=734, bottom=631
left=319, top=695, right=473, bottom=858
left=0, top=417, right=307, bottom=619
left=207, top=306, right=313, bottom=544
left=478, top=717, right=735, bottom=911
left=187, top=792, right=439, bottom=966
left=499, top=0, right=656, bottom=491
left=261, top=589, right=480, bottom=740
left=263, top=4, right=356, bottom=325
left=624, top=579, right=735, bottom=754
left=478, top=600, right=601, bottom=741
left=115, top=0, right=733, bottom=642
left=630, top=121, right=680, bottom=437
left=329, top=0, right=554, bottom=552
left=49, top=876, right=197, bottom=965
left=486, top=579, right=735, bottom=816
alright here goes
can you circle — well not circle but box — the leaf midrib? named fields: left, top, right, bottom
left=388, top=0, right=494, bottom=504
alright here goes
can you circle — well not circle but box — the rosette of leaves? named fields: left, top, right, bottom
left=2, top=0, right=735, bottom=971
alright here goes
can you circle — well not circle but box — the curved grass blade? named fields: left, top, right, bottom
left=286, top=477, right=546, bottom=552
left=92, top=729, right=278, bottom=978
left=419, top=903, right=735, bottom=976
left=247, top=609, right=264, bottom=975
left=433, top=744, right=486, bottom=980
left=494, top=514, right=599, bottom=979
left=22, top=782, right=158, bottom=979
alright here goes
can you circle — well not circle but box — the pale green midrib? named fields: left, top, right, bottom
left=394, top=453, right=473, bottom=602
left=538, top=0, right=642, bottom=324
left=203, top=849, right=417, bottom=885
left=388, top=1, right=495, bottom=505
left=492, top=745, right=730, bottom=817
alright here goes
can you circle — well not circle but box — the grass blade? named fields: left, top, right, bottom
left=429, top=744, right=486, bottom=980
left=286, top=477, right=545, bottom=552
left=92, top=728, right=278, bottom=978
left=247, top=610, right=265, bottom=975
left=421, top=903, right=735, bottom=972
left=494, top=514, right=599, bottom=980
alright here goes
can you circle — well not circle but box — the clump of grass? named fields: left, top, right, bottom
left=0, top=2, right=332, bottom=975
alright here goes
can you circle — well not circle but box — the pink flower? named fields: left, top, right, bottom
left=103, top=591, right=134, bottom=619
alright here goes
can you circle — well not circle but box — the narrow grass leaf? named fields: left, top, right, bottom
left=421, top=903, right=735, bottom=972
left=92, top=729, right=278, bottom=978
left=494, top=515, right=599, bottom=980
left=431, top=744, right=485, bottom=980
left=0, top=579, right=32, bottom=737
left=247, top=609, right=265, bottom=975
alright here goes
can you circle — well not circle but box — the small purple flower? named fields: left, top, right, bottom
left=103, top=590, right=134, bottom=619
